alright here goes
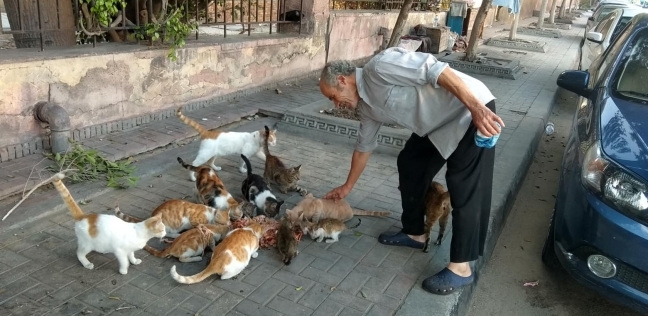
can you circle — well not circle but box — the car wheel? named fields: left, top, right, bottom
left=542, top=210, right=562, bottom=270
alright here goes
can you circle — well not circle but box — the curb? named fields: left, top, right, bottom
left=394, top=32, right=581, bottom=316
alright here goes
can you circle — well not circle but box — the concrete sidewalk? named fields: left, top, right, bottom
left=0, top=15, right=584, bottom=316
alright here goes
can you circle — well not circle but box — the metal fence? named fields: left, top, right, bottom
left=329, top=0, right=436, bottom=10
left=0, top=0, right=302, bottom=51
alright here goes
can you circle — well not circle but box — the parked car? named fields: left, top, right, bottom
left=580, top=7, right=648, bottom=70
left=542, top=12, right=648, bottom=314
left=586, top=2, right=631, bottom=35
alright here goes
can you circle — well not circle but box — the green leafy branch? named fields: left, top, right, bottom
left=135, top=6, right=197, bottom=61
left=80, top=0, right=127, bottom=27
left=44, top=140, right=138, bottom=189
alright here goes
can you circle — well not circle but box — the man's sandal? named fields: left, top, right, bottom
left=378, top=231, right=424, bottom=249
left=422, top=268, right=474, bottom=295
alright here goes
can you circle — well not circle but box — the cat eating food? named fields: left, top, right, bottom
left=285, top=193, right=391, bottom=224
left=51, top=173, right=166, bottom=275
left=240, top=154, right=284, bottom=218
left=115, top=199, right=230, bottom=239
left=145, top=223, right=231, bottom=262
left=276, top=216, right=299, bottom=265
left=170, top=222, right=264, bottom=283
left=176, top=106, right=277, bottom=180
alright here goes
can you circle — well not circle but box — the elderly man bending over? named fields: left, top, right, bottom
left=319, top=47, right=504, bottom=295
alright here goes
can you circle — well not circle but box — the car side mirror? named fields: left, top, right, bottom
left=586, top=31, right=604, bottom=43
left=557, top=70, right=592, bottom=98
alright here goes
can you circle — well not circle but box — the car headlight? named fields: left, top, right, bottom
left=582, top=142, right=648, bottom=220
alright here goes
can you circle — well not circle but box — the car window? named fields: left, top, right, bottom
left=593, top=23, right=638, bottom=84
left=594, top=12, right=618, bottom=36
left=596, top=7, right=619, bottom=21
left=612, top=28, right=648, bottom=104
left=611, top=17, right=632, bottom=42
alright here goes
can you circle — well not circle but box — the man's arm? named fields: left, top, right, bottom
left=436, top=67, right=504, bottom=137
left=324, top=150, right=372, bottom=200
left=373, top=48, right=504, bottom=137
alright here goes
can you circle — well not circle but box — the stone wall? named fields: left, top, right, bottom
left=0, top=1, right=442, bottom=159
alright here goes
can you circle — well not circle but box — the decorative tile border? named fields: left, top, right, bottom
left=486, top=36, right=548, bottom=53
left=505, top=27, right=562, bottom=38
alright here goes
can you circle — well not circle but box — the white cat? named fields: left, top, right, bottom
left=176, top=107, right=277, bottom=180
left=51, top=173, right=167, bottom=275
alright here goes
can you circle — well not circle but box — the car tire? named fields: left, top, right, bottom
left=542, top=210, right=562, bottom=270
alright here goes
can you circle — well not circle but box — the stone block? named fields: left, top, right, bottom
left=438, top=53, right=523, bottom=80
left=504, top=26, right=562, bottom=38
left=486, top=36, right=548, bottom=53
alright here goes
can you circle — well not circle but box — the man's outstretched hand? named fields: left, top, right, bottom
left=470, top=105, right=505, bottom=137
left=323, top=184, right=352, bottom=201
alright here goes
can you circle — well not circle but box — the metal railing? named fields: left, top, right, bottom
left=329, top=0, right=436, bottom=10
left=0, top=0, right=302, bottom=51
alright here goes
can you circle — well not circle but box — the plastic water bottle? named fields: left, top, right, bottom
left=475, top=122, right=501, bottom=149
left=545, top=122, right=555, bottom=135
left=434, top=15, right=439, bottom=27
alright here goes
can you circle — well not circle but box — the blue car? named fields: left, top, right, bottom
left=542, top=13, right=648, bottom=314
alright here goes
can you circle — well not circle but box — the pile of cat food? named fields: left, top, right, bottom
left=232, top=215, right=304, bottom=248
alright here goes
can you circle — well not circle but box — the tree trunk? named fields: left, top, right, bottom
left=567, top=0, right=573, bottom=13
left=558, top=0, right=567, bottom=18
left=387, top=0, right=415, bottom=48
left=4, top=0, right=76, bottom=48
left=509, top=9, right=520, bottom=40
left=548, top=0, right=557, bottom=24
left=537, top=0, right=549, bottom=28
left=465, top=0, right=493, bottom=62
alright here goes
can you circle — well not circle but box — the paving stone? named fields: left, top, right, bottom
left=327, top=289, right=372, bottom=314
left=247, top=277, right=288, bottom=305
left=296, top=282, right=332, bottom=310
left=312, top=299, right=344, bottom=316
left=267, top=295, right=314, bottom=316
left=234, top=299, right=285, bottom=316
left=200, top=291, right=244, bottom=314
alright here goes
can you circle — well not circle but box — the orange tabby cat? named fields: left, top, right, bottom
left=115, top=199, right=230, bottom=239
left=170, top=222, right=264, bottom=283
left=285, top=193, right=391, bottom=224
left=51, top=173, right=166, bottom=275
left=422, top=181, right=452, bottom=253
left=177, top=156, right=243, bottom=220
left=145, top=223, right=231, bottom=262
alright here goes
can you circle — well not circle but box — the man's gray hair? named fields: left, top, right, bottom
left=320, top=60, right=356, bottom=87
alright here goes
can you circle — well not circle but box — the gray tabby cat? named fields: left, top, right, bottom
left=262, top=125, right=308, bottom=196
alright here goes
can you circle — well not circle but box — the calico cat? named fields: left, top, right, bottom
left=170, top=222, right=264, bottom=283
left=177, top=156, right=243, bottom=220
left=285, top=193, right=391, bottom=224
left=176, top=106, right=277, bottom=180
left=276, top=216, right=299, bottom=265
left=422, top=181, right=452, bottom=253
left=262, top=125, right=308, bottom=196
left=51, top=173, right=166, bottom=275
left=240, top=154, right=284, bottom=218
left=301, top=216, right=361, bottom=243
left=115, top=199, right=230, bottom=239
left=145, top=223, right=231, bottom=262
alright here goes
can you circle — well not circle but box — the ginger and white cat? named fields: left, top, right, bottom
left=51, top=173, right=166, bottom=275
left=285, top=193, right=391, bottom=224
left=177, top=156, right=243, bottom=220
left=301, top=216, right=361, bottom=244
left=145, top=223, right=231, bottom=262
left=176, top=106, right=277, bottom=180
left=115, top=199, right=230, bottom=239
left=170, top=222, right=264, bottom=283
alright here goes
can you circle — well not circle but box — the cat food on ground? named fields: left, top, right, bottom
left=232, top=215, right=303, bottom=248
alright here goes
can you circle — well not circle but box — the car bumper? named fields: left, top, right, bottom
left=554, top=183, right=648, bottom=314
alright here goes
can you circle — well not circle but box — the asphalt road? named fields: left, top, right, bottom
left=467, top=90, right=644, bottom=316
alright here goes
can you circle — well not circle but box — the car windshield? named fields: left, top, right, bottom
left=614, top=28, right=648, bottom=104
left=598, top=7, right=623, bottom=20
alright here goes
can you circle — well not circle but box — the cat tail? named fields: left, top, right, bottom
left=176, top=106, right=210, bottom=138
left=144, top=244, right=169, bottom=258
left=240, top=154, right=253, bottom=177
left=170, top=265, right=218, bottom=284
left=263, top=125, right=271, bottom=156
left=177, top=157, right=199, bottom=172
left=347, top=218, right=362, bottom=229
left=114, top=206, right=142, bottom=223
left=51, top=173, right=85, bottom=221
left=351, top=209, right=391, bottom=217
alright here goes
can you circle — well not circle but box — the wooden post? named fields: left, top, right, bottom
left=387, top=0, right=415, bottom=48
